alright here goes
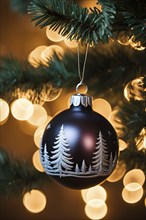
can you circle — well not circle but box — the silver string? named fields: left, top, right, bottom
left=77, top=43, right=89, bottom=83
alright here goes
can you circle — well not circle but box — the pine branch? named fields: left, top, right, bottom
left=114, top=101, right=146, bottom=143
left=0, top=148, right=50, bottom=198
left=119, top=147, right=146, bottom=175
left=10, top=0, right=30, bottom=14
left=0, top=45, right=146, bottom=105
left=28, top=0, right=116, bottom=45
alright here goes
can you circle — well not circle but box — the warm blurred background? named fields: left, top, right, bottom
left=0, top=0, right=146, bottom=220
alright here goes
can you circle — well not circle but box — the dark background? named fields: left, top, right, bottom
left=0, top=0, right=146, bottom=219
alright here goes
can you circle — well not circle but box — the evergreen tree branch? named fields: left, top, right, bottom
left=0, top=148, right=50, bottom=198
left=28, top=0, right=116, bottom=45
left=114, top=101, right=146, bottom=144
left=0, top=45, right=146, bottom=105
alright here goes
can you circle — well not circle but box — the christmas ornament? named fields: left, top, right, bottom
left=40, top=44, right=119, bottom=189
left=40, top=94, right=119, bottom=189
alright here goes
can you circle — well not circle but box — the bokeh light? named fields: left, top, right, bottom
left=32, top=150, right=44, bottom=172
left=123, top=169, right=145, bottom=186
left=119, top=139, right=127, bottom=151
left=125, top=183, right=142, bottom=191
left=81, top=189, right=89, bottom=203
left=85, top=185, right=107, bottom=203
left=0, top=99, right=9, bottom=124
left=109, top=110, right=124, bottom=137
left=107, top=161, right=126, bottom=182
left=34, top=116, right=52, bottom=148
left=122, top=186, right=143, bottom=204
left=85, top=199, right=108, bottom=220
left=46, top=26, right=64, bottom=42
left=64, top=38, right=77, bottom=48
left=27, top=104, right=48, bottom=127
left=28, top=45, right=47, bottom=68
left=93, top=98, right=112, bottom=119
left=11, top=98, right=34, bottom=121
left=41, top=45, right=64, bottom=62
left=23, top=190, right=46, bottom=213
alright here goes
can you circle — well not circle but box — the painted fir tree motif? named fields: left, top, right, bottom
left=50, top=125, right=74, bottom=177
left=43, top=144, right=52, bottom=173
left=42, top=127, right=117, bottom=178
left=92, top=131, right=109, bottom=173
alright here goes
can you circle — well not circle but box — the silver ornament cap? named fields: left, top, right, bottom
left=70, top=94, right=92, bottom=107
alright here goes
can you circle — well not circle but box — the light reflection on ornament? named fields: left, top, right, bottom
left=64, top=38, right=77, bottom=48
left=85, top=185, right=107, bottom=203
left=123, top=169, right=145, bottom=187
left=93, top=98, right=112, bottom=119
left=85, top=199, right=108, bottom=220
left=83, top=135, right=95, bottom=150
left=32, top=150, right=44, bottom=172
left=119, top=139, right=127, bottom=151
left=28, top=46, right=48, bottom=68
left=122, top=186, right=143, bottom=204
left=23, top=190, right=46, bottom=213
left=34, top=116, right=52, bottom=148
left=107, top=161, right=126, bottom=182
left=0, top=99, right=9, bottom=125
left=64, top=125, right=80, bottom=146
left=41, top=45, right=64, bottom=62
left=46, top=26, right=64, bottom=42
left=11, top=98, right=34, bottom=121
left=124, top=77, right=145, bottom=101
left=144, top=198, right=146, bottom=207
left=27, top=104, right=48, bottom=127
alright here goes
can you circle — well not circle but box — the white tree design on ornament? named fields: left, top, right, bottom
left=44, top=144, right=52, bottom=173
left=92, top=131, right=109, bottom=173
left=42, top=127, right=117, bottom=178
left=50, top=125, right=74, bottom=177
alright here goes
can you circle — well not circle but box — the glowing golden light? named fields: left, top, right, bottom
left=46, top=26, right=64, bottom=42
left=79, top=0, right=100, bottom=9
left=32, top=150, right=44, bottom=172
left=85, top=199, right=108, bottom=220
left=43, top=86, right=62, bottom=102
left=23, top=190, right=46, bottom=213
left=81, top=189, right=89, bottom=203
left=64, top=38, right=77, bottom=48
left=34, top=116, right=52, bottom=148
left=123, top=169, right=145, bottom=187
left=144, top=198, right=146, bottom=207
left=85, top=185, right=107, bottom=203
left=137, top=128, right=146, bottom=151
left=41, top=45, right=64, bottom=62
left=109, top=110, right=124, bottom=137
left=0, top=99, right=9, bottom=124
left=119, top=139, right=127, bottom=151
left=107, top=161, right=126, bottom=182
left=11, top=98, right=34, bottom=121
left=129, top=36, right=145, bottom=51
left=125, top=183, right=142, bottom=191
left=122, top=186, right=143, bottom=204
left=28, top=46, right=48, bottom=68
left=27, top=104, right=48, bottom=127
left=93, top=98, right=112, bottom=119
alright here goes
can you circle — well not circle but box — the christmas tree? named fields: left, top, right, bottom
left=0, top=0, right=146, bottom=219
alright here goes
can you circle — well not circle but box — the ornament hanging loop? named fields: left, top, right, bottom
left=77, top=43, right=89, bottom=94
left=76, top=82, right=88, bottom=94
